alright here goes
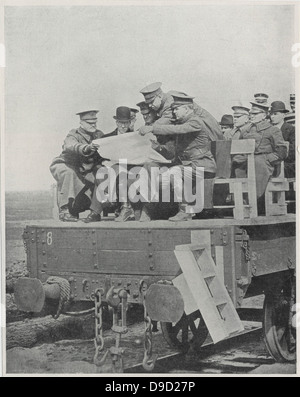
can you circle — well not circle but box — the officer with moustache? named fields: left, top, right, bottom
left=50, top=109, right=105, bottom=222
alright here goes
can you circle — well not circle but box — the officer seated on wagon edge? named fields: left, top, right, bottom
left=50, top=109, right=105, bottom=222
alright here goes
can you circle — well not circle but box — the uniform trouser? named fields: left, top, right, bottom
left=233, top=154, right=275, bottom=199
left=89, top=163, right=138, bottom=214
left=160, top=165, right=215, bottom=212
left=142, top=162, right=215, bottom=213
left=50, top=163, right=102, bottom=214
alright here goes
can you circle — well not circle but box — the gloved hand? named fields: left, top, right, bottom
left=83, top=143, right=100, bottom=154
left=138, top=125, right=153, bottom=136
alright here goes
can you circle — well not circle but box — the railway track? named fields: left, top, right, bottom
left=126, top=320, right=270, bottom=374
left=6, top=310, right=296, bottom=375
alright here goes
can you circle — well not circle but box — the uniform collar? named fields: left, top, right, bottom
left=77, top=127, right=97, bottom=141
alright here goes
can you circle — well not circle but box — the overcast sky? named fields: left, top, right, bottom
left=4, top=3, right=297, bottom=191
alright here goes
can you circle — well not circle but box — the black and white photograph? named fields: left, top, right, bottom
left=1, top=0, right=299, bottom=378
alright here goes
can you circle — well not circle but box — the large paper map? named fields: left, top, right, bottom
left=93, top=132, right=171, bottom=166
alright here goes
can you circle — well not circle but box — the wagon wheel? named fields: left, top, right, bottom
left=161, top=310, right=208, bottom=353
left=263, top=275, right=296, bottom=363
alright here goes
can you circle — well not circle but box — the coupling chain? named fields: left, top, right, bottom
left=93, top=288, right=108, bottom=366
left=46, top=276, right=71, bottom=319
left=140, top=280, right=157, bottom=371
left=110, top=289, right=128, bottom=373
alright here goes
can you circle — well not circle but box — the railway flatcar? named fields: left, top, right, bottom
left=12, top=139, right=296, bottom=371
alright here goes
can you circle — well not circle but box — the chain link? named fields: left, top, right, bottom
left=109, top=289, right=128, bottom=373
left=140, top=281, right=157, bottom=371
left=46, top=276, right=71, bottom=319
left=93, top=288, right=108, bottom=366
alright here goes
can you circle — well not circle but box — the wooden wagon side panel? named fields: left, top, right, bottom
left=247, top=223, right=296, bottom=277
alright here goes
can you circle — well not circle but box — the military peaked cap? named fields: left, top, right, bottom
left=140, top=82, right=163, bottom=102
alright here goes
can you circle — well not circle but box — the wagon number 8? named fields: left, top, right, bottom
left=46, top=232, right=53, bottom=245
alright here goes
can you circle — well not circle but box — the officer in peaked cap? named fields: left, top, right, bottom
left=50, top=108, right=105, bottom=222
left=232, top=104, right=250, bottom=114
left=139, top=83, right=223, bottom=141
left=171, top=92, right=195, bottom=107
left=140, top=82, right=163, bottom=103
left=232, top=100, right=287, bottom=207
left=172, top=91, right=224, bottom=141
left=76, top=109, right=98, bottom=118
left=254, top=93, right=269, bottom=104
left=139, top=82, right=174, bottom=123
left=230, top=104, right=251, bottom=140
left=138, top=91, right=216, bottom=222
left=140, top=82, right=162, bottom=103
left=249, top=101, right=270, bottom=114
left=139, top=83, right=178, bottom=161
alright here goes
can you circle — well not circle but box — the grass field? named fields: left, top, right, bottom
left=5, top=190, right=54, bottom=266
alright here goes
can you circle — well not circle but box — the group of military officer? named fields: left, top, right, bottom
left=50, top=82, right=295, bottom=222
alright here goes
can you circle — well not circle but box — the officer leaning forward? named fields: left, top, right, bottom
left=139, top=82, right=224, bottom=148
left=50, top=109, right=105, bottom=222
left=139, top=92, right=217, bottom=222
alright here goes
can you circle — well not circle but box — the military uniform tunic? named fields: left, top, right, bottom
left=50, top=127, right=104, bottom=211
left=152, top=112, right=216, bottom=173
left=154, top=92, right=223, bottom=141
left=233, top=120, right=287, bottom=198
